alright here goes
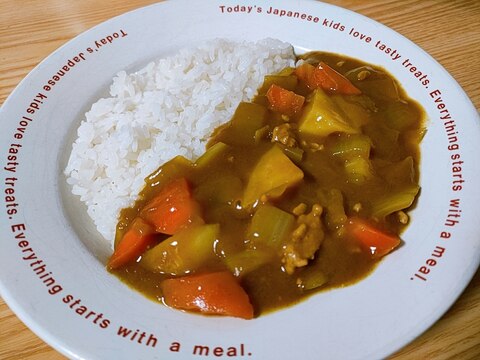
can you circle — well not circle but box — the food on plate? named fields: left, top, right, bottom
left=64, top=39, right=296, bottom=241
left=65, top=40, right=424, bottom=319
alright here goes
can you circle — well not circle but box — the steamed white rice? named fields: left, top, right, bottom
left=64, top=38, right=296, bottom=246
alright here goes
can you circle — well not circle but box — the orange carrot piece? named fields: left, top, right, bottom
left=108, top=217, right=156, bottom=269
left=295, top=62, right=321, bottom=89
left=347, top=217, right=401, bottom=258
left=161, top=271, right=254, bottom=319
left=316, top=62, right=361, bottom=95
left=140, top=177, right=202, bottom=235
left=296, top=62, right=361, bottom=95
left=266, top=84, right=305, bottom=116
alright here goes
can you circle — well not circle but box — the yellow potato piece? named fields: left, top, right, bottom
left=243, top=146, right=303, bottom=207
left=298, top=88, right=358, bottom=138
left=140, top=224, right=219, bottom=275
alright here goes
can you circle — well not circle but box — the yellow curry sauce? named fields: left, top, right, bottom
left=110, top=52, right=424, bottom=317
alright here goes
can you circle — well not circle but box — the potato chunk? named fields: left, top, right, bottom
left=298, top=88, right=358, bottom=138
left=243, top=146, right=304, bottom=207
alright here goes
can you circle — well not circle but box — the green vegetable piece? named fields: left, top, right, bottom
left=224, top=249, right=274, bottom=277
left=281, top=145, right=305, bottom=164
left=384, top=101, right=421, bottom=131
left=378, top=156, right=416, bottom=185
left=246, top=204, right=296, bottom=249
left=195, top=142, right=230, bottom=169
left=317, top=188, right=347, bottom=230
left=363, top=121, right=400, bottom=159
left=371, top=185, right=420, bottom=219
left=360, top=77, right=400, bottom=101
left=328, top=133, right=371, bottom=160
left=258, top=74, right=298, bottom=95
left=254, top=125, right=270, bottom=144
left=346, top=66, right=400, bottom=101
left=344, top=156, right=373, bottom=184
left=299, top=268, right=328, bottom=290
left=331, top=95, right=372, bottom=128
left=213, top=102, right=267, bottom=146
left=298, top=89, right=359, bottom=139
left=327, top=133, right=373, bottom=184
left=145, top=155, right=193, bottom=188
left=194, top=174, right=243, bottom=206
left=277, top=67, right=296, bottom=76
left=140, top=224, right=219, bottom=275
left=243, top=146, right=304, bottom=207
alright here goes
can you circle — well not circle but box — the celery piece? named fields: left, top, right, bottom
left=344, top=156, right=373, bottom=184
left=194, top=174, right=243, bottom=206
left=195, top=142, right=230, bottom=169
left=213, top=102, right=268, bottom=146
left=359, top=78, right=400, bottom=101
left=328, top=133, right=371, bottom=160
left=346, top=66, right=400, bottom=101
left=281, top=145, right=305, bottom=164
left=378, top=156, right=416, bottom=185
left=243, top=146, right=304, bottom=207
left=384, top=101, right=420, bottom=130
left=257, top=74, right=298, bottom=95
left=331, top=95, right=372, bottom=128
left=299, top=267, right=328, bottom=290
left=246, top=204, right=296, bottom=249
left=371, top=185, right=420, bottom=219
left=254, top=125, right=270, bottom=144
left=224, top=249, right=274, bottom=277
left=404, top=127, right=427, bottom=145
left=298, top=88, right=358, bottom=139
left=363, top=121, right=400, bottom=159
left=145, top=155, right=193, bottom=187
left=277, top=67, right=296, bottom=76
left=139, top=224, right=219, bottom=275
left=296, top=150, right=341, bottom=185
left=317, top=188, right=347, bottom=229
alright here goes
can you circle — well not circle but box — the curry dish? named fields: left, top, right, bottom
left=108, top=52, right=424, bottom=319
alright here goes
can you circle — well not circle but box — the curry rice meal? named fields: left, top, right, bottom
left=65, top=39, right=424, bottom=319
left=64, top=39, right=296, bottom=241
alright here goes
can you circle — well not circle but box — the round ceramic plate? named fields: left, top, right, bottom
left=1, top=1, right=479, bottom=359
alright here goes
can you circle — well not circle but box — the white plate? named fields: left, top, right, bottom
left=1, top=1, right=479, bottom=359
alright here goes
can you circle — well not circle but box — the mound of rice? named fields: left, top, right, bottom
left=64, top=38, right=296, bottom=246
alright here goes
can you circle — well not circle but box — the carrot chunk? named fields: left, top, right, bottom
left=266, top=84, right=305, bottom=116
left=108, top=217, right=156, bottom=269
left=140, top=177, right=202, bottom=235
left=347, top=217, right=401, bottom=258
left=161, top=271, right=254, bottom=319
left=295, top=62, right=317, bottom=88
left=296, top=62, right=361, bottom=95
